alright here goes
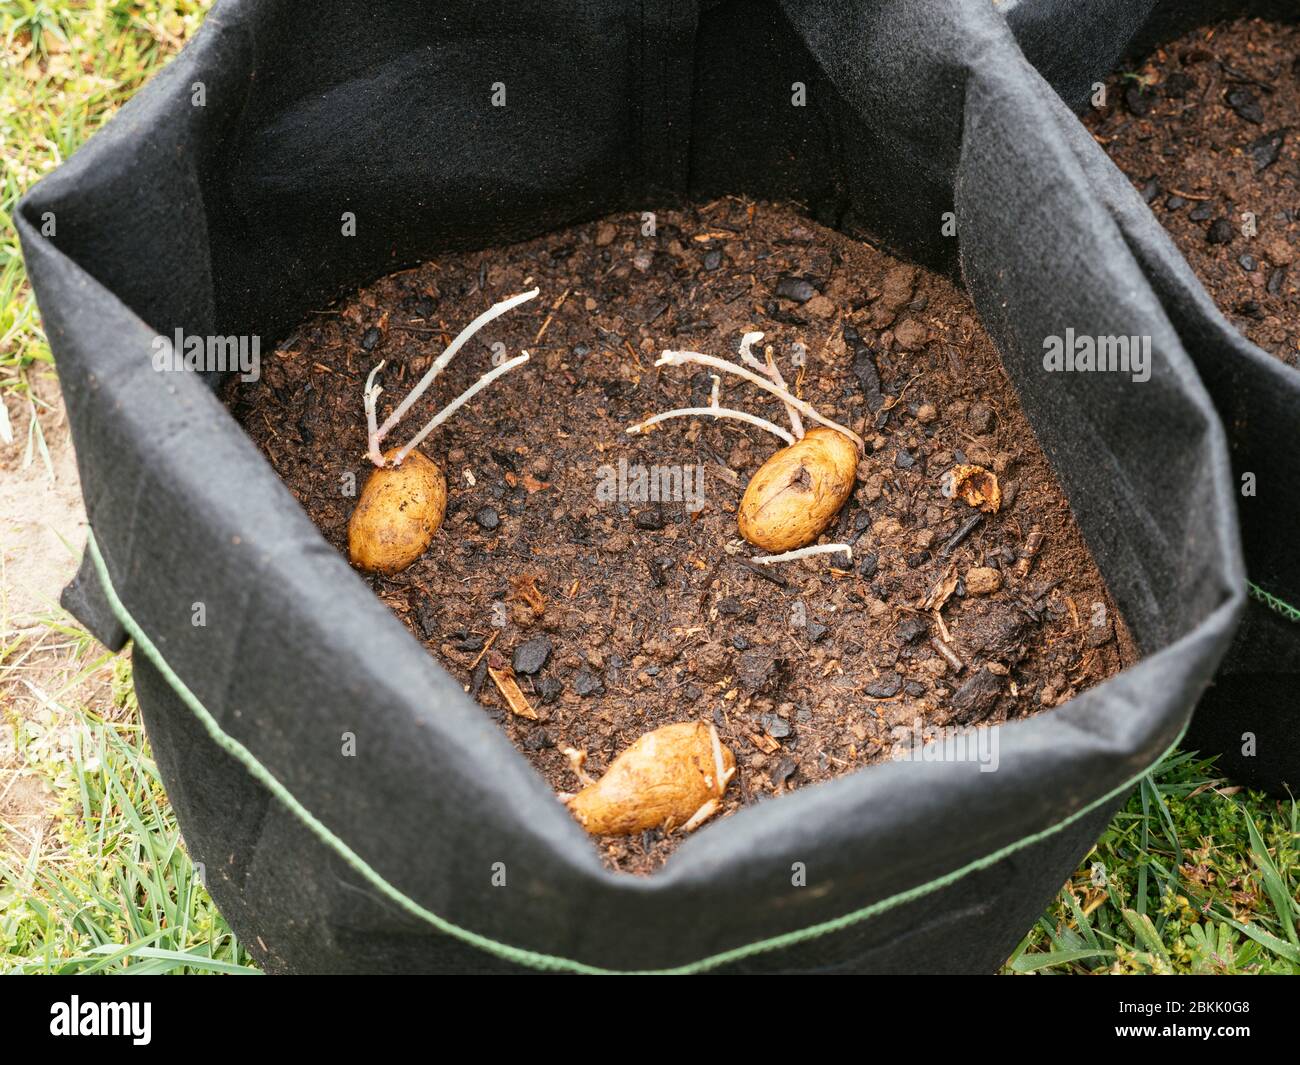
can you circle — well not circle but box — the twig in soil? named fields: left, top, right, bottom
left=1014, top=524, right=1045, bottom=579
left=1066, top=596, right=1081, bottom=629
left=933, top=604, right=954, bottom=640
left=708, top=461, right=741, bottom=488
left=751, top=543, right=853, bottom=565
left=389, top=323, right=443, bottom=335
left=733, top=557, right=788, bottom=587
left=924, top=564, right=960, bottom=612
left=466, top=630, right=499, bottom=671
left=509, top=573, right=546, bottom=616
left=931, top=636, right=965, bottom=673
left=881, top=373, right=924, bottom=412
left=487, top=656, right=539, bottom=720
left=939, top=513, right=984, bottom=559
left=533, top=287, right=571, bottom=344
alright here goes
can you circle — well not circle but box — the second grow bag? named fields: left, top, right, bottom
left=1004, top=0, right=1300, bottom=794
left=20, top=0, right=1244, bottom=973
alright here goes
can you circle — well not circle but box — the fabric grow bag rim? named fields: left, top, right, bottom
left=87, top=526, right=1191, bottom=974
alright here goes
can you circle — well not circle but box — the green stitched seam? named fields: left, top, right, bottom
left=86, top=529, right=1179, bottom=974
left=1247, top=581, right=1300, bottom=624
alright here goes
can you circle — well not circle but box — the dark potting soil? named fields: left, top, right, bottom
left=224, top=201, right=1127, bottom=873
left=1084, top=18, right=1300, bottom=368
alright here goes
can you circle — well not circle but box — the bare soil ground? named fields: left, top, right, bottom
left=0, top=373, right=102, bottom=867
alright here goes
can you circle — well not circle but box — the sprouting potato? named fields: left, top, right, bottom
left=627, top=337, right=863, bottom=561
left=348, top=448, right=447, bottom=574
left=347, top=289, right=538, bottom=575
left=737, top=426, right=859, bottom=552
left=565, top=721, right=736, bottom=836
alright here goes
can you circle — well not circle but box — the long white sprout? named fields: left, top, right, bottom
left=751, top=543, right=853, bottom=565
left=656, top=350, right=863, bottom=449
left=628, top=406, right=795, bottom=445
left=362, top=289, right=538, bottom=466
left=363, top=360, right=387, bottom=466
left=738, top=331, right=804, bottom=437
left=393, top=354, right=531, bottom=466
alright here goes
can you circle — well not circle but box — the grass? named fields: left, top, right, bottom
left=1, top=636, right=254, bottom=973
left=0, top=0, right=210, bottom=424
left=1, top=0, right=1296, bottom=976
left=0, top=0, right=250, bottom=974
left=1010, top=752, right=1299, bottom=974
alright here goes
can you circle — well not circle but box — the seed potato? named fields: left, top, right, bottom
left=566, top=721, right=736, bottom=836
left=348, top=448, right=447, bottom=574
left=737, top=426, right=858, bottom=551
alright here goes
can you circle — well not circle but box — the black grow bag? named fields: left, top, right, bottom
left=20, top=0, right=1244, bottom=973
left=1005, top=0, right=1300, bottom=795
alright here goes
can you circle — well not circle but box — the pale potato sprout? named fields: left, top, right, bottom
left=628, top=406, right=794, bottom=445
left=738, top=331, right=803, bottom=437
left=348, top=290, right=538, bottom=575
left=652, top=349, right=864, bottom=448
left=626, top=352, right=795, bottom=444
left=363, top=288, right=539, bottom=466
left=393, top=353, right=530, bottom=465
left=363, top=360, right=387, bottom=466
left=560, top=744, right=595, bottom=788
left=751, top=543, right=854, bottom=565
